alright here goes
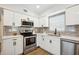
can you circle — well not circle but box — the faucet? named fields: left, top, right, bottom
left=54, top=28, right=57, bottom=36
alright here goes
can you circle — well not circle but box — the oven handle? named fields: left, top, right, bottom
left=24, top=36, right=36, bottom=39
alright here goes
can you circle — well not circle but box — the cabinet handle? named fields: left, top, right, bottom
left=49, top=40, right=52, bottom=43
left=12, top=22, right=15, bottom=26
left=42, top=38, right=44, bottom=41
left=13, top=39, right=17, bottom=40
left=13, top=41, right=16, bottom=46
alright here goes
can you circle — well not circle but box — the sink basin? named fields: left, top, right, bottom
left=48, top=33, right=60, bottom=37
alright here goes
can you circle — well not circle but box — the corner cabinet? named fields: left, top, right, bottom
left=66, top=5, right=79, bottom=25
left=33, top=17, right=39, bottom=27
left=36, top=34, right=60, bottom=55
left=38, top=16, right=48, bottom=27
left=1, top=36, right=23, bottom=55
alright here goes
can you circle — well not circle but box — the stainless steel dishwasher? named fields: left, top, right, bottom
left=60, top=38, right=79, bottom=55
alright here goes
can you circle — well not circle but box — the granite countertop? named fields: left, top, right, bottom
left=60, top=35, right=79, bottom=42
left=36, top=33, right=79, bottom=42
left=2, top=35, right=23, bottom=39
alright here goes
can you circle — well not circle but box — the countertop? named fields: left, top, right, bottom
left=2, top=35, right=23, bottom=39
left=37, top=33, right=79, bottom=42
left=60, top=35, right=79, bottom=41
left=2, top=33, right=79, bottom=42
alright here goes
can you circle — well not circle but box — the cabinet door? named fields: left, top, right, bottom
left=38, top=18, right=43, bottom=27
left=14, top=13, right=22, bottom=26
left=42, top=16, right=48, bottom=27
left=1, top=39, right=14, bottom=55
left=66, top=5, right=79, bottom=25
left=33, top=17, right=39, bottom=27
left=3, top=9, right=14, bottom=26
left=45, top=36, right=57, bottom=54
left=40, top=35, right=46, bottom=49
left=38, top=16, right=48, bottom=27
left=14, top=36, right=23, bottom=55
left=43, top=36, right=52, bottom=52
left=46, top=36, right=60, bottom=55
left=36, top=34, right=43, bottom=47
left=51, top=37, right=60, bottom=55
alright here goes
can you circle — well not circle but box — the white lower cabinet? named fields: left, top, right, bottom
left=37, top=34, right=60, bottom=55
left=14, top=36, right=23, bottom=55
left=36, top=34, right=43, bottom=47
left=50, top=36, right=60, bottom=55
left=1, top=38, right=14, bottom=55
left=1, top=36, right=23, bottom=55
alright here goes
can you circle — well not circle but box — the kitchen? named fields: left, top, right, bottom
left=0, top=4, right=79, bottom=55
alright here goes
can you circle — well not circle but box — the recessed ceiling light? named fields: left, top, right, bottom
left=36, top=5, right=40, bottom=8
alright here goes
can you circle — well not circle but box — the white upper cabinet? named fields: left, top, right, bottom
left=3, top=9, right=14, bottom=26
left=38, top=16, right=48, bottom=27
left=66, top=5, right=79, bottom=25
left=3, top=9, right=22, bottom=26
left=42, top=16, right=48, bottom=27
left=49, top=13, right=65, bottom=31
left=14, top=13, right=22, bottom=26
left=33, top=17, right=39, bottom=27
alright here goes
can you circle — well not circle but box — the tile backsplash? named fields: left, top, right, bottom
left=33, top=27, right=49, bottom=33
left=3, top=26, right=20, bottom=36
left=65, top=25, right=79, bottom=36
left=3, top=25, right=79, bottom=36
left=34, top=25, right=79, bottom=36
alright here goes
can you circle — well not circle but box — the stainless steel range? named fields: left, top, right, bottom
left=19, top=20, right=37, bottom=54
left=23, top=35, right=36, bottom=54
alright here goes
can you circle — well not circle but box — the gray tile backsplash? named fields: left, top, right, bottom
left=3, top=25, right=79, bottom=36
left=65, top=25, right=79, bottom=36
left=33, top=27, right=49, bottom=33
left=34, top=25, right=79, bottom=36
left=3, top=26, right=20, bottom=36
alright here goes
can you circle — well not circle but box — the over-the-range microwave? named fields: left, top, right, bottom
left=21, top=20, right=34, bottom=27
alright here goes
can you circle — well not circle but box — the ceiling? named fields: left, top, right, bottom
left=0, top=4, right=71, bottom=15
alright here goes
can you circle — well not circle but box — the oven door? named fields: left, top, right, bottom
left=24, top=36, right=36, bottom=50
